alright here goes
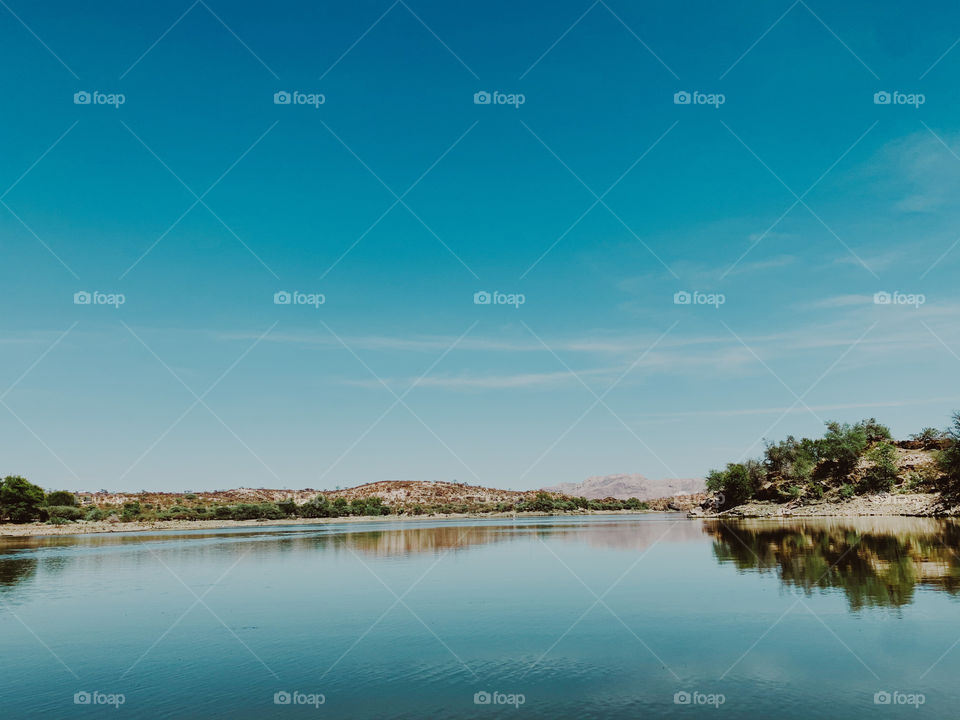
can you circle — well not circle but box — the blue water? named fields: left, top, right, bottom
left=1, top=515, right=958, bottom=718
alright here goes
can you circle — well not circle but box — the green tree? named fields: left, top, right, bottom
left=939, top=412, right=960, bottom=487
left=862, top=442, right=899, bottom=492
left=706, top=461, right=765, bottom=506
left=818, top=421, right=870, bottom=481
left=45, top=490, right=77, bottom=507
left=0, top=476, right=46, bottom=523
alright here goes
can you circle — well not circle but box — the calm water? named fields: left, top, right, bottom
left=2, top=514, right=959, bottom=718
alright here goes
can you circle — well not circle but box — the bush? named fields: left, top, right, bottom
left=764, top=436, right=818, bottom=483
left=45, top=490, right=78, bottom=507
left=911, top=427, right=948, bottom=449
left=706, top=460, right=765, bottom=507
left=527, top=491, right=557, bottom=513
left=862, top=442, right=899, bottom=492
left=860, top=418, right=892, bottom=444
left=839, top=484, right=855, bottom=500
left=818, top=422, right=870, bottom=481
left=0, top=476, right=46, bottom=523
left=121, top=501, right=142, bottom=522
left=939, top=412, right=960, bottom=488
left=297, top=496, right=334, bottom=518
left=85, top=508, right=105, bottom=521
left=45, top=505, right=84, bottom=521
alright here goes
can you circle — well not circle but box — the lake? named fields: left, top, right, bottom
left=1, top=514, right=958, bottom=718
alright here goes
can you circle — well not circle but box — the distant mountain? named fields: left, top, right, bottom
left=544, top=474, right=705, bottom=501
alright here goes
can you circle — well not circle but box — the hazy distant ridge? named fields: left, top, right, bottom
left=544, top=474, right=705, bottom=500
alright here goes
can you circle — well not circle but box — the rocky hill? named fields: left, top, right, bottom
left=544, top=473, right=705, bottom=500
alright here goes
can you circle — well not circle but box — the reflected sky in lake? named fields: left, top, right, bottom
left=1, top=515, right=959, bottom=718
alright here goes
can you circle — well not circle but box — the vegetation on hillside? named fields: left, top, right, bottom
left=706, top=414, right=960, bottom=509
left=0, top=479, right=651, bottom=526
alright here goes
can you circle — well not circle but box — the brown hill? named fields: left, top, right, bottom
left=544, top=474, right=705, bottom=501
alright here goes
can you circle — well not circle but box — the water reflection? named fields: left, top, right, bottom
left=0, top=518, right=691, bottom=594
left=5, top=517, right=960, bottom=612
left=706, top=518, right=960, bottom=609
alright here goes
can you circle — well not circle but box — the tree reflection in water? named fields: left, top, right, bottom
left=706, top=518, right=960, bottom=609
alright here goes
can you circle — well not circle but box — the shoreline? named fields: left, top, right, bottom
left=690, top=492, right=960, bottom=519
left=0, top=509, right=667, bottom=538
left=5, top=491, right=959, bottom=536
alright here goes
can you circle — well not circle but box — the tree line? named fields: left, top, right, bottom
left=0, top=481, right=651, bottom=525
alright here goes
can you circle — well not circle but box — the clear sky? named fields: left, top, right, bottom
left=2, top=0, right=959, bottom=492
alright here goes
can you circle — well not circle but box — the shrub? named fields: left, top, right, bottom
left=818, top=422, right=870, bottom=481
left=859, top=418, right=892, bottom=444
left=862, top=442, right=899, bottom=492
left=839, top=484, right=855, bottom=500
left=764, top=436, right=819, bottom=484
left=527, top=491, right=557, bottom=513
left=0, top=476, right=46, bottom=523
left=45, top=490, right=78, bottom=507
left=226, top=503, right=283, bottom=520
left=47, top=516, right=72, bottom=525
left=706, top=460, right=765, bottom=507
left=184, top=493, right=198, bottom=501
left=939, top=412, right=960, bottom=488
left=276, top=499, right=297, bottom=516
left=85, top=508, right=105, bottom=521
left=45, top=505, right=84, bottom=521
left=911, top=427, right=948, bottom=449
left=297, top=496, right=333, bottom=518
left=121, top=501, right=142, bottom=522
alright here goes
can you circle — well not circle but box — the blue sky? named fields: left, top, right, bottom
left=2, top=0, right=960, bottom=492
